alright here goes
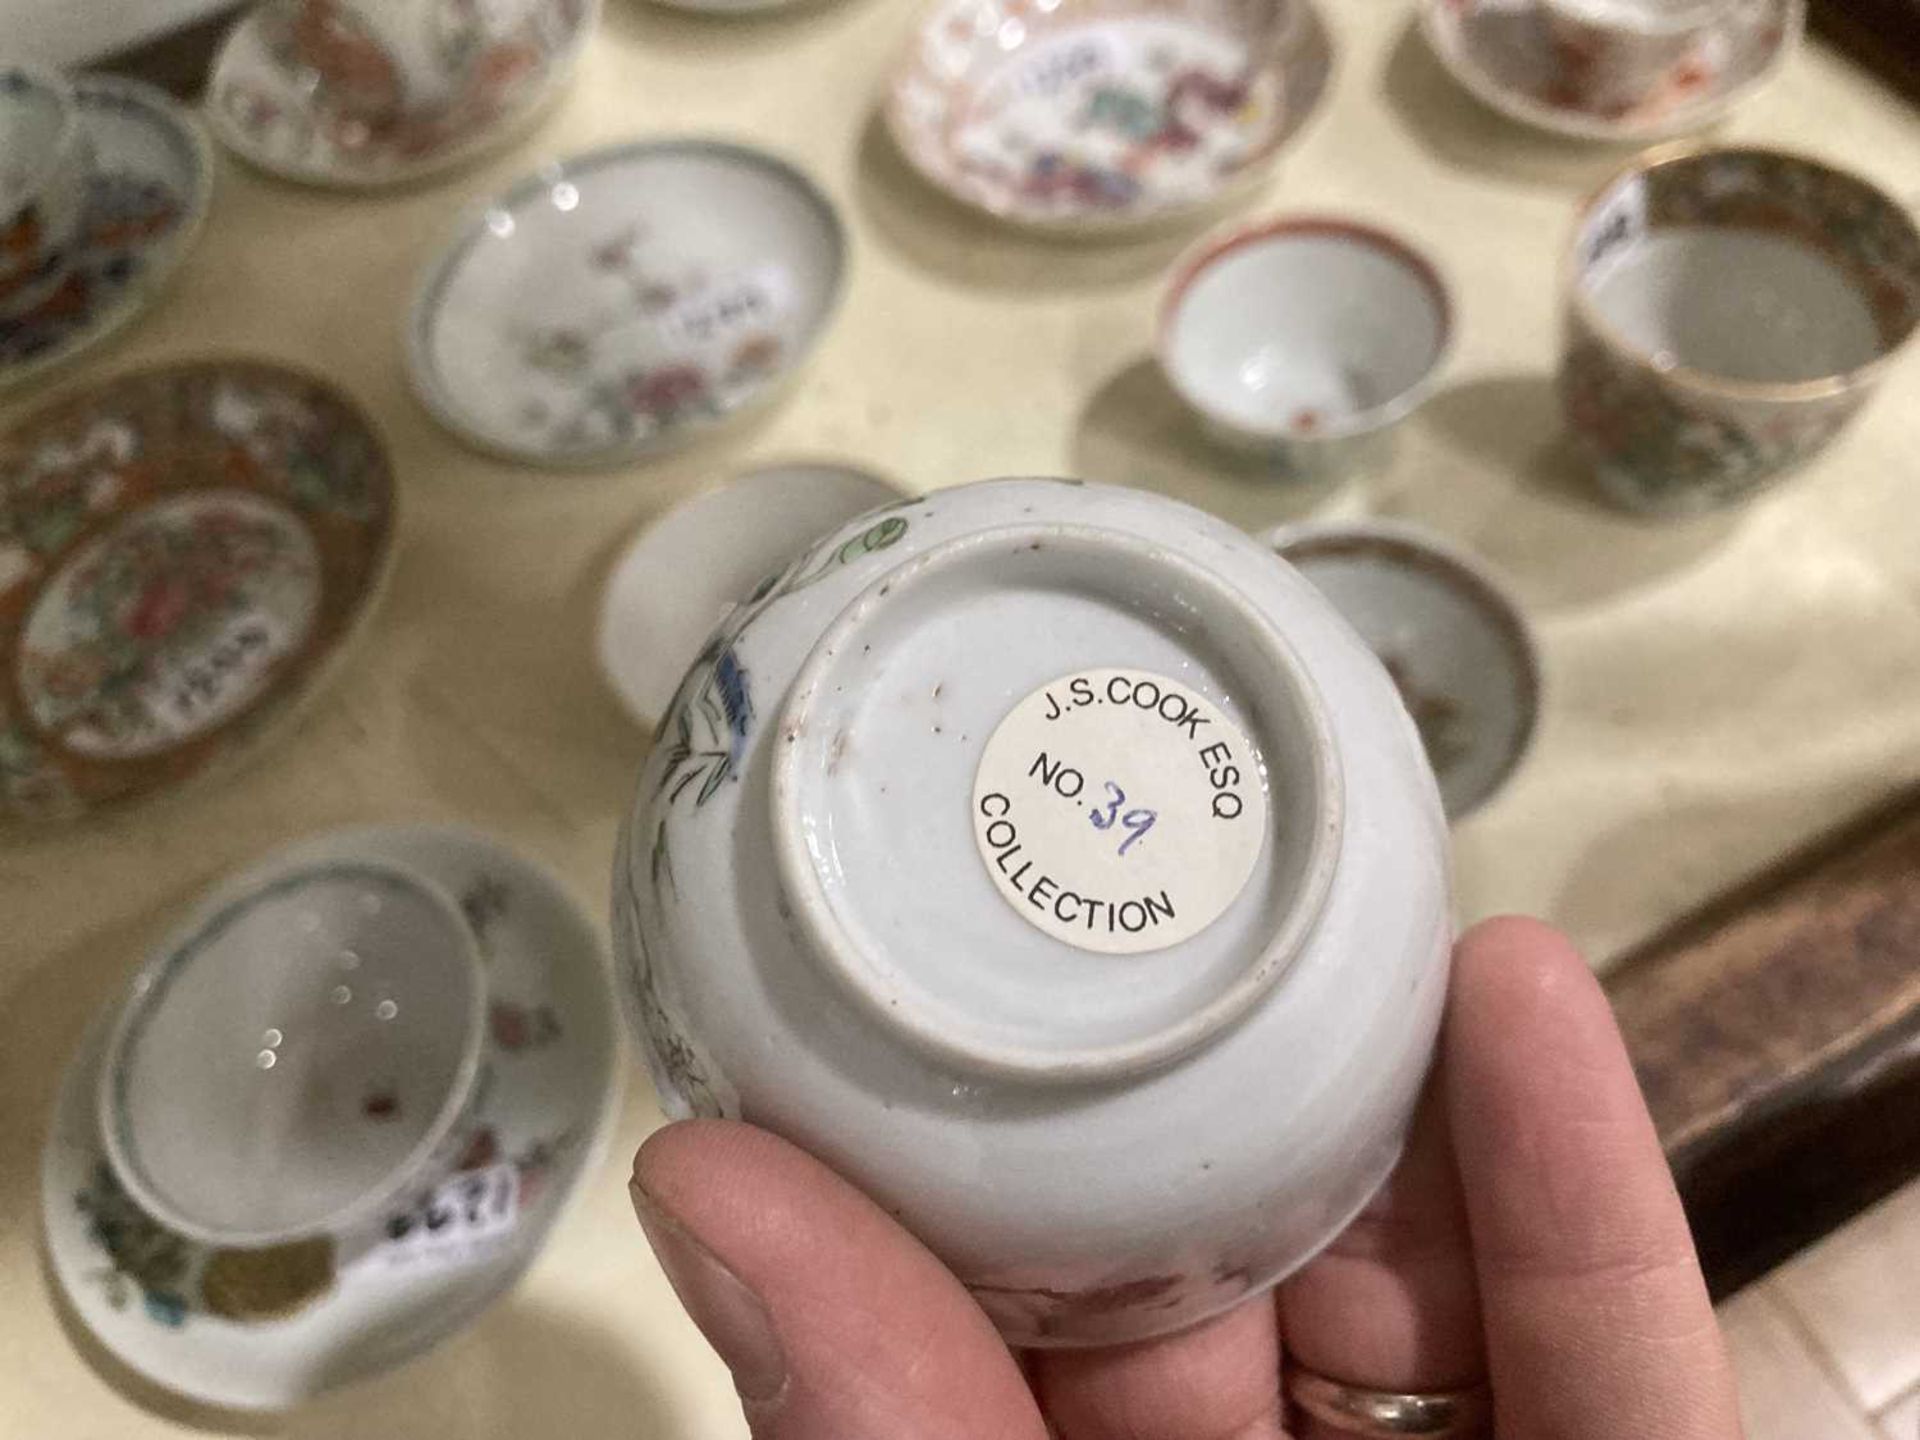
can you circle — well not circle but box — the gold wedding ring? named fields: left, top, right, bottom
left=1286, top=1369, right=1492, bottom=1436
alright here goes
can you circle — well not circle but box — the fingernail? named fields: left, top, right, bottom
left=631, top=1180, right=788, bottom=1404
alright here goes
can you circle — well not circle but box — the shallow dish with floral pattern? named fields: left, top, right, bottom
left=42, top=824, right=621, bottom=1411
left=0, top=361, right=395, bottom=826
left=407, top=139, right=848, bottom=468
left=0, top=76, right=214, bottom=391
left=885, top=0, right=1333, bottom=234
left=206, top=0, right=600, bottom=190
left=1417, top=0, right=1802, bottom=142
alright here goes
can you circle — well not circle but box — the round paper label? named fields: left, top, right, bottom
left=971, top=668, right=1268, bottom=955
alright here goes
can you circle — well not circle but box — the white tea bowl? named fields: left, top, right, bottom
left=283, top=0, right=571, bottom=121
left=1158, top=218, right=1453, bottom=478
left=615, top=477, right=1452, bottom=1346
left=98, top=857, right=487, bottom=1248
left=0, top=64, right=93, bottom=320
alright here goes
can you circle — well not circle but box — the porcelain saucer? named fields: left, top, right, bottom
left=0, top=77, right=212, bottom=390
left=1265, top=519, right=1539, bottom=820
left=206, top=0, right=599, bottom=189
left=408, top=139, right=848, bottom=468
left=0, top=362, right=395, bottom=826
left=1418, top=0, right=1802, bottom=141
left=42, top=823, right=621, bottom=1412
left=597, top=461, right=905, bottom=728
left=886, top=0, right=1333, bottom=233
left=649, top=0, right=809, bottom=11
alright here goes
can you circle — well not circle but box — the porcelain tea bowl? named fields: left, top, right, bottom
left=97, top=857, right=487, bottom=1249
left=1540, top=0, right=1734, bottom=113
left=1157, top=218, right=1453, bottom=479
left=285, top=0, right=500, bottom=123
left=0, top=64, right=94, bottom=320
left=209, top=0, right=599, bottom=188
left=1559, top=144, right=1920, bottom=515
left=1418, top=0, right=1800, bottom=143
left=614, top=476, right=1452, bottom=1346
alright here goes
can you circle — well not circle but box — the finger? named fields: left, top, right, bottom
left=1445, top=917, right=1742, bottom=1439
left=1277, top=1072, right=1485, bottom=1438
left=632, top=1119, right=1047, bottom=1440
left=1032, top=1297, right=1287, bottom=1440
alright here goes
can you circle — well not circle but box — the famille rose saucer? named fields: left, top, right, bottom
left=1418, top=0, right=1803, bottom=142
left=42, top=824, right=621, bottom=1412
left=1266, top=520, right=1539, bottom=820
left=206, top=0, right=599, bottom=190
left=408, top=139, right=848, bottom=468
left=597, top=461, right=905, bottom=727
left=0, top=77, right=212, bottom=390
left=0, top=362, right=394, bottom=826
left=886, top=0, right=1333, bottom=233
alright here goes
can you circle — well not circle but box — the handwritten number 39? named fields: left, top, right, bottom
left=1088, top=781, right=1157, bottom=856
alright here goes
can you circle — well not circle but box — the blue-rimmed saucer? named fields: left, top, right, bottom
left=42, top=824, right=622, bottom=1411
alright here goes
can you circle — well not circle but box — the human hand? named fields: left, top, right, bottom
left=629, top=918, right=1745, bottom=1439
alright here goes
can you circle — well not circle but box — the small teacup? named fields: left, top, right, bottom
left=98, top=858, right=487, bottom=1248
left=1157, top=217, right=1453, bottom=480
left=286, top=0, right=509, bottom=122
left=1559, top=144, right=1920, bottom=515
left=1540, top=0, right=1732, bottom=114
left=0, top=64, right=93, bottom=320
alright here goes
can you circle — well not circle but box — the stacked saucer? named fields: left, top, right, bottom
left=43, top=824, right=622, bottom=1410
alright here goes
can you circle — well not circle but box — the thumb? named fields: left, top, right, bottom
left=631, top=1119, right=1047, bottom=1440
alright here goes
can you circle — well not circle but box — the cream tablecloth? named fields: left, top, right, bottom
left=3, top=1, right=1918, bottom=1433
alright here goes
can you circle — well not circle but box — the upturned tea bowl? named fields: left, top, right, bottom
left=613, top=477, right=1452, bottom=1346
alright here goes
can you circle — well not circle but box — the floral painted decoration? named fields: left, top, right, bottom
left=1561, top=149, right=1920, bottom=512
left=213, top=0, right=593, bottom=183
left=17, top=494, right=320, bottom=759
left=76, top=1161, right=195, bottom=1327
left=0, top=363, right=394, bottom=822
left=503, top=219, right=794, bottom=457
left=889, top=0, right=1332, bottom=227
left=0, top=84, right=203, bottom=375
left=1422, top=0, right=1799, bottom=139
left=460, top=873, right=512, bottom=946
left=1379, top=654, right=1471, bottom=778
left=619, top=510, right=912, bottom=1120
left=78, top=1157, right=339, bottom=1328
left=1633, top=149, right=1920, bottom=347
left=490, top=999, right=563, bottom=1051
left=410, top=138, right=843, bottom=466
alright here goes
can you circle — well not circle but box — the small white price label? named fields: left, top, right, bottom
left=971, top=668, right=1268, bottom=956
left=1580, top=176, right=1648, bottom=282
left=376, top=1163, right=521, bottom=1271
left=1007, top=32, right=1119, bottom=100
left=656, top=266, right=791, bottom=349
left=141, top=607, right=298, bottom=742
